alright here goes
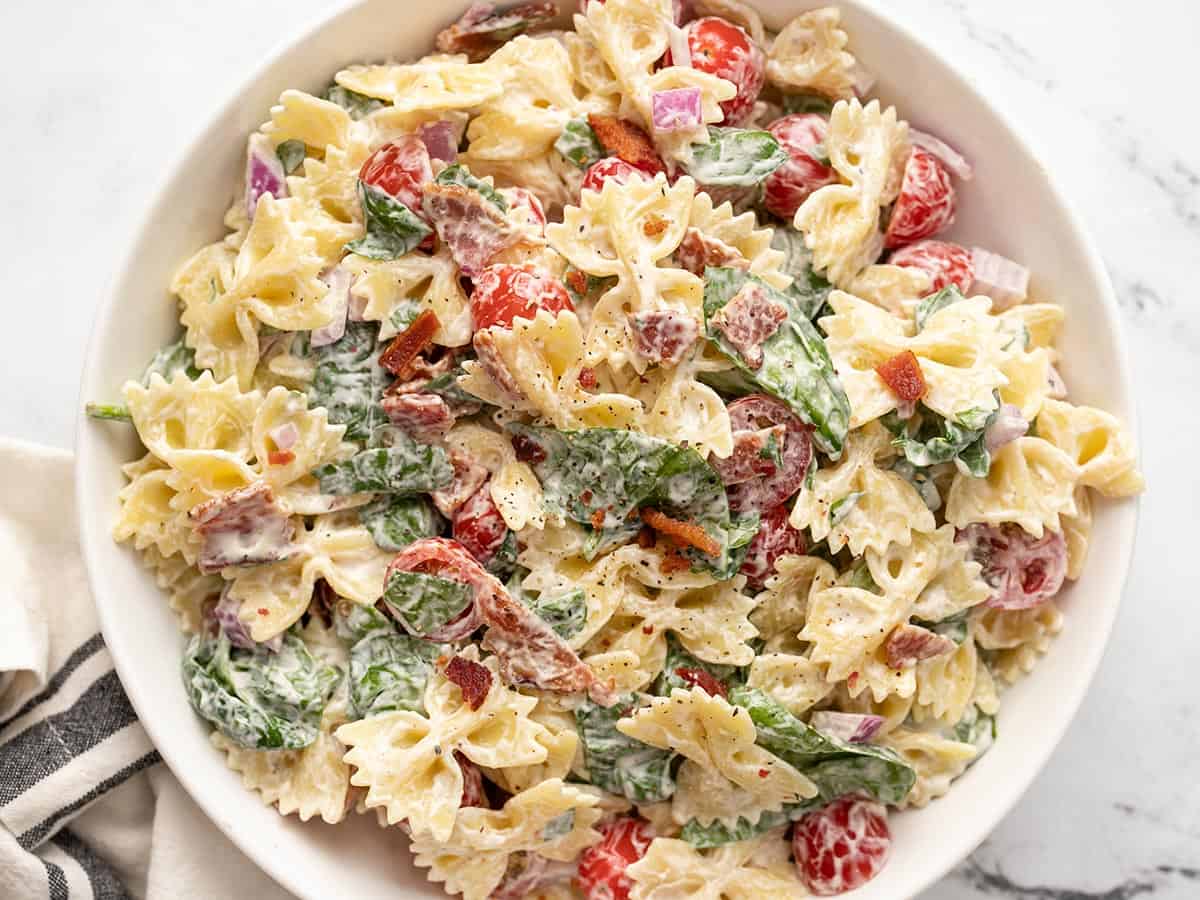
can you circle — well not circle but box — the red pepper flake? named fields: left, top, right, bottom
left=444, top=655, right=493, bottom=710
left=640, top=508, right=722, bottom=557
left=637, top=526, right=656, bottom=549
left=578, top=366, right=598, bottom=389
left=847, top=672, right=860, bottom=689
left=587, top=114, right=666, bottom=176
left=643, top=214, right=668, bottom=237
left=267, top=449, right=295, bottom=466
left=758, top=768, right=770, bottom=779
left=675, top=667, right=728, bottom=699
left=257, top=608, right=268, bottom=616
left=590, top=508, right=607, bottom=530
left=875, top=350, right=927, bottom=403
left=379, top=309, right=440, bottom=380
left=565, top=269, right=588, bottom=296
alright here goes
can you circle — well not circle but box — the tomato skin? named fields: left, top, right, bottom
left=957, top=523, right=1068, bottom=610
left=888, top=239, right=974, bottom=293
left=723, top=394, right=814, bottom=514
left=452, top=482, right=508, bottom=565
left=577, top=817, right=654, bottom=900
left=763, top=114, right=839, bottom=219
left=739, top=504, right=807, bottom=589
left=793, top=795, right=892, bottom=895
left=582, top=157, right=651, bottom=194
left=676, top=17, right=765, bottom=126
left=358, top=136, right=432, bottom=215
left=883, top=146, right=956, bottom=249
left=500, top=186, right=546, bottom=236
left=470, top=263, right=574, bottom=332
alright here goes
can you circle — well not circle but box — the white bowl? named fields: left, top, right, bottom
left=75, top=1, right=1140, bottom=897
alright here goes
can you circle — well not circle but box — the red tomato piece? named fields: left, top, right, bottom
left=385, top=537, right=489, bottom=642
left=739, top=504, right=807, bottom=589
left=724, top=394, right=814, bottom=514
left=883, top=146, right=956, bottom=249
left=470, top=263, right=574, bottom=332
left=675, top=667, right=728, bottom=698
left=577, top=817, right=654, bottom=900
left=875, top=350, right=927, bottom=404
left=359, top=136, right=432, bottom=215
left=582, top=157, right=651, bottom=194
left=764, top=114, right=839, bottom=219
left=888, top=239, right=974, bottom=294
left=957, top=523, right=1068, bottom=610
left=793, top=795, right=892, bottom=896
left=675, top=17, right=765, bottom=126
left=452, top=481, right=509, bottom=565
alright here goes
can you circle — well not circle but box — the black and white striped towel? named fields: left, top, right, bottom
left=0, top=440, right=291, bottom=900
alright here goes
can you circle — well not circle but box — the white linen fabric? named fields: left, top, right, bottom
left=0, top=438, right=293, bottom=900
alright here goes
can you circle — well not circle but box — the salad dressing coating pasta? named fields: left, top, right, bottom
left=98, top=3, right=1143, bottom=895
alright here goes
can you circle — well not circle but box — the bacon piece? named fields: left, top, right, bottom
left=456, top=752, right=489, bottom=808
left=266, top=449, right=295, bottom=466
left=675, top=668, right=728, bottom=699
left=510, top=430, right=547, bottom=465
left=444, top=655, right=493, bottom=710
left=675, top=227, right=750, bottom=277
left=738, top=503, right=806, bottom=589
left=381, top=392, right=455, bottom=439
left=587, top=114, right=666, bottom=176
left=431, top=450, right=490, bottom=518
left=190, top=483, right=295, bottom=575
left=875, top=350, right=927, bottom=404
left=639, top=508, right=721, bottom=557
left=422, top=183, right=519, bottom=277
left=660, top=551, right=693, bottom=574
left=435, top=2, right=558, bottom=62
left=472, top=328, right=526, bottom=404
left=722, top=395, right=814, bottom=514
left=710, top=423, right=786, bottom=485
left=709, top=282, right=788, bottom=370
left=642, top=214, right=669, bottom=237
left=629, top=310, right=700, bottom=366
left=883, top=623, right=956, bottom=669
left=379, top=309, right=440, bottom=379
left=637, top=526, right=656, bottom=549
left=452, top=481, right=508, bottom=564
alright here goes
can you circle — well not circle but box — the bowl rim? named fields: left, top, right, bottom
left=74, top=1, right=1140, bottom=897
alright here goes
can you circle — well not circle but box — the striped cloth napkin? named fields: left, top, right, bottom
left=0, top=439, right=291, bottom=900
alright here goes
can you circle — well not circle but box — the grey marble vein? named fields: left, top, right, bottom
left=931, top=0, right=1057, bottom=90
left=950, top=858, right=1200, bottom=899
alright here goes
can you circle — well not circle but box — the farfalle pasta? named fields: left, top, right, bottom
left=93, top=3, right=1142, bottom=896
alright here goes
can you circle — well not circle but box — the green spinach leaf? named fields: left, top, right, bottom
left=314, top=434, right=452, bottom=495
left=914, top=285, right=967, bottom=332
left=381, top=570, right=472, bottom=638
left=689, top=127, right=788, bottom=187
left=575, top=697, right=677, bottom=802
left=307, top=320, right=389, bottom=443
left=348, top=629, right=444, bottom=719
left=653, top=635, right=741, bottom=696
left=346, top=182, right=432, bottom=260
left=769, top=228, right=833, bottom=320
left=434, top=163, right=507, bottom=211
left=359, top=495, right=443, bottom=551
left=275, top=139, right=307, bottom=175
left=555, top=118, right=605, bottom=169
left=323, top=84, right=386, bottom=120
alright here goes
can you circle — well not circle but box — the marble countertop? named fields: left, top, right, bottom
left=2, top=0, right=1196, bottom=897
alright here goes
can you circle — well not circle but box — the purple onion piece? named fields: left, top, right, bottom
left=984, top=403, right=1028, bottom=452
left=268, top=422, right=299, bottom=450
left=850, top=60, right=877, bottom=98
left=651, top=88, right=703, bottom=133
left=420, top=120, right=460, bottom=164
left=213, top=586, right=257, bottom=650
left=310, top=266, right=351, bottom=347
left=910, top=128, right=973, bottom=181
left=970, top=247, right=1030, bottom=310
left=245, top=133, right=287, bottom=219
left=809, top=711, right=885, bottom=743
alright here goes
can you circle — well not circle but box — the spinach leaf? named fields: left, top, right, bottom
left=85, top=403, right=131, bottom=422
left=680, top=803, right=819, bottom=848
left=730, top=687, right=916, bottom=806
left=953, top=704, right=996, bottom=758
left=424, top=359, right=486, bottom=414
left=575, top=697, right=677, bottom=802
left=918, top=609, right=971, bottom=644
left=314, top=434, right=452, bottom=495
left=381, top=570, right=472, bottom=639
left=307, top=320, right=389, bottom=443
left=525, top=587, right=586, bottom=641
left=143, top=339, right=201, bottom=384
left=890, top=407, right=993, bottom=478
left=769, top=228, right=833, bottom=320
left=359, top=495, right=444, bottom=551
left=508, top=424, right=757, bottom=576
left=914, top=285, right=967, bottom=332
left=689, top=127, right=788, bottom=187
left=890, top=459, right=942, bottom=511
left=653, top=635, right=742, bottom=696
left=829, top=491, right=864, bottom=526
left=846, top=559, right=881, bottom=593
left=346, top=182, right=433, bottom=260
left=276, top=139, right=307, bottom=175
left=182, top=631, right=340, bottom=750
left=703, top=267, right=851, bottom=456
left=542, top=810, right=576, bottom=841
left=335, top=603, right=393, bottom=643
left=348, top=629, right=444, bottom=719
left=781, top=93, right=835, bottom=116
left=323, top=84, right=386, bottom=119
left=434, top=163, right=507, bottom=211
left=555, top=118, right=605, bottom=169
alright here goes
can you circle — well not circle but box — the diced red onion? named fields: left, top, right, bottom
left=910, top=128, right=973, bottom=181
left=1047, top=364, right=1068, bottom=400
left=652, top=88, right=703, bottom=133
left=311, top=266, right=351, bottom=347
left=212, top=586, right=256, bottom=650
left=809, top=711, right=885, bottom=743
left=245, top=133, right=287, bottom=219
left=849, top=61, right=877, bottom=98
left=268, top=422, right=299, bottom=451
left=420, top=120, right=460, bottom=164
left=970, top=247, right=1029, bottom=310
left=984, top=403, right=1028, bottom=452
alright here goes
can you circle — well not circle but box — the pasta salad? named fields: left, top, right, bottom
left=91, top=1, right=1145, bottom=896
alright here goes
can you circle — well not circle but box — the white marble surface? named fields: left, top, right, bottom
left=2, top=0, right=1197, bottom=897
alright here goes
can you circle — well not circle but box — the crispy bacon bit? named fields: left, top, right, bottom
left=676, top=668, right=728, bottom=698
left=266, top=449, right=295, bottom=466
left=510, top=431, right=547, bottom=464
left=258, top=607, right=269, bottom=616
left=379, top=309, right=440, bottom=379
left=642, top=625, right=654, bottom=635
left=660, top=551, right=693, bottom=574
left=587, top=114, right=666, bottom=176
left=643, top=214, right=669, bottom=237
left=629, top=310, right=700, bottom=366
left=883, top=623, right=956, bottom=669
left=431, top=450, right=490, bottom=518
left=191, top=482, right=295, bottom=575
left=579, top=366, right=598, bottom=389
left=637, top=526, right=656, bottom=549
left=565, top=269, right=588, bottom=296
left=675, top=227, right=750, bottom=277
left=444, top=655, right=493, bottom=710
left=640, top=508, right=721, bottom=557
left=739, top=504, right=807, bottom=589
left=382, top=392, right=455, bottom=439
left=710, top=424, right=786, bottom=486
left=590, top=509, right=607, bottom=530
left=472, top=329, right=525, bottom=403
left=875, top=350, right=927, bottom=404
left=422, top=183, right=519, bottom=277
left=758, top=768, right=770, bottom=779
left=434, top=2, right=558, bottom=62
left=709, top=282, right=788, bottom=370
